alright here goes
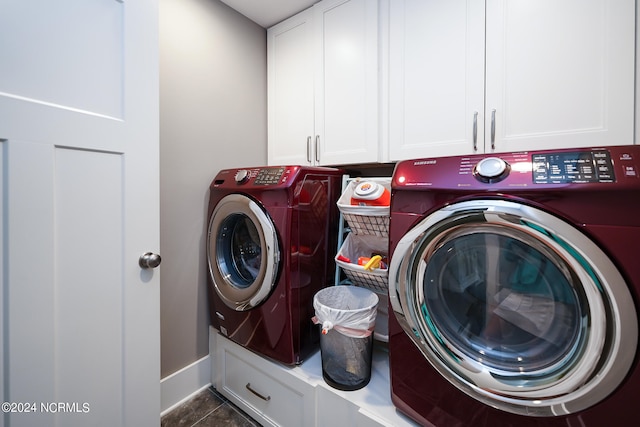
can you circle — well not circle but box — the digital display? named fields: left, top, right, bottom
left=532, top=150, right=615, bottom=184
left=254, top=167, right=286, bottom=185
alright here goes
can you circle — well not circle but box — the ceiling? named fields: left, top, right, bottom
left=220, top=0, right=318, bottom=28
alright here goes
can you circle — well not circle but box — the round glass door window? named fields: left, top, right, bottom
left=217, top=213, right=263, bottom=289
left=390, top=199, right=637, bottom=416
left=424, top=229, right=582, bottom=374
left=208, top=194, right=279, bottom=311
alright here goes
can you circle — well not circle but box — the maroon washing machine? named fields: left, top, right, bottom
left=388, top=146, right=640, bottom=426
left=207, top=166, right=343, bottom=365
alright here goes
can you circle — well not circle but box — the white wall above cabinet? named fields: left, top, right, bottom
left=268, top=0, right=379, bottom=166
left=388, top=0, right=636, bottom=161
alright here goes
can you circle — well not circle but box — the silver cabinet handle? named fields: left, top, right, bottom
left=315, top=135, right=320, bottom=163
left=473, top=111, right=478, bottom=151
left=139, top=252, right=161, bottom=269
left=491, top=109, right=496, bottom=150
left=246, top=383, right=271, bottom=401
left=306, top=136, right=312, bottom=163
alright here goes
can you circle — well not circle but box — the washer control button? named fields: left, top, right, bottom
left=234, top=169, right=250, bottom=184
left=474, top=157, right=510, bottom=183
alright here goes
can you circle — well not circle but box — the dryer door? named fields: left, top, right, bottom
left=207, top=194, right=280, bottom=311
left=389, top=199, right=637, bottom=417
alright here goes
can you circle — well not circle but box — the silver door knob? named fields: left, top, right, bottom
left=139, top=252, right=161, bottom=269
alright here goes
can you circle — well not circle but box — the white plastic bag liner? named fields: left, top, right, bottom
left=313, top=286, right=378, bottom=338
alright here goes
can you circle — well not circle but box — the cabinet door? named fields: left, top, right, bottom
left=268, top=8, right=315, bottom=166
left=314, top=0, right=379, bottom=165
left=389, top=0, right=485, bottom=161
left=485, top=0, right=635, bottom=153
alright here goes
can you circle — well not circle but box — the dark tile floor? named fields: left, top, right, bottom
left=161, top=386, right=261, bottom=427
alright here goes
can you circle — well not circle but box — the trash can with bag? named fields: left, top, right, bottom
left=312, top=286, right=378, bottom=391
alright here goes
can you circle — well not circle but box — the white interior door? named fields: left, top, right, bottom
left=0, top=1, right=160, bottom=426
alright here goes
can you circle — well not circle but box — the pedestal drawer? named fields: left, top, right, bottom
left=215, top=334, right=315, bottom=427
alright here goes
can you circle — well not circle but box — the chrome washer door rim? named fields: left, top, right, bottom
left=389, top=199, right=637, bottom=416
left=207, top=194, right=280, bottom=311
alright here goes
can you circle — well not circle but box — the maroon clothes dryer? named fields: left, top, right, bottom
left=388, top=146, right=640, bottom=426
left=207, top=166, right=343, bottom=365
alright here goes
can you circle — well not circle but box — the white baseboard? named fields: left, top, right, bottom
left=160, top=354, right=212, bottom=415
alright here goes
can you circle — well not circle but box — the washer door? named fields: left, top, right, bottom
left=389, top=199, right=637, bottom=416
left=207, top=194, right=280, bottom=311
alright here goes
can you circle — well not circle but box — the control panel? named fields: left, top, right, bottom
left=254, top=167, right=286, bottom=185
left=532, top=150, right=615, bottom=184
left=229, top=167, right=290, bottom=186
left=392, top=146, right=639, bottom=191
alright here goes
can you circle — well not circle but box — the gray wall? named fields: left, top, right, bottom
left=159, top=0, right=267, bottom=377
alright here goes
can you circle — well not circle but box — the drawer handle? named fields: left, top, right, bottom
left=246, top=383, right=271, bottom=401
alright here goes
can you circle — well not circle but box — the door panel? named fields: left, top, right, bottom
left=54, top=148, right=124, bottom=422
left=0, top=0, right=124, bottom=118
left=3, top=141, right=56, bottom=427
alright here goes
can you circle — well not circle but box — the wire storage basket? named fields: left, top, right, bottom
left=335, top=233, right=388, bottom=294
left=336, top=178, right=391, bottom=238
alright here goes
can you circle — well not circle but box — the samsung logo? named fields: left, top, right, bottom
left=413, top=160, right=437, bottom=165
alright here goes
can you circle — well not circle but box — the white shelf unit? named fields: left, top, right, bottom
left=334, top=175, right=392, bottom=342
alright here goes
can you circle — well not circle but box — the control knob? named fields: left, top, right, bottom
left=234, top=169, right=250, bottom=184
left=473, top=157, right=510, bottom=183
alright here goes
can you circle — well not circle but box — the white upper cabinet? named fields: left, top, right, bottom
left=268, top=8, right=315, bottom=166
left=388, top=0, right=485, bottom=160
left=388, top=0, right=636, bottom=161
left=268, top=0, right=379, bottom=166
